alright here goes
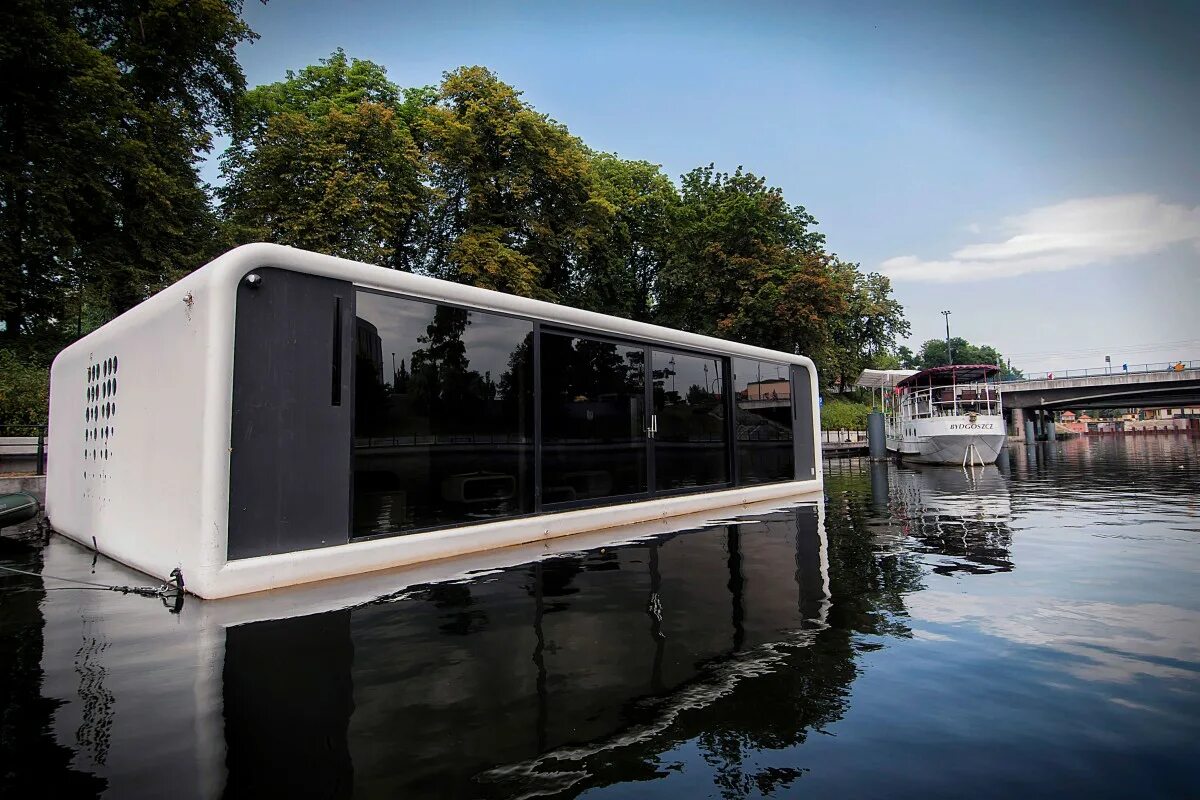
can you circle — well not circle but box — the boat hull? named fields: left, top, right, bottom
left=887, top=415, right=1007, bottom=465
left=0, top=492, right=40, bottom=528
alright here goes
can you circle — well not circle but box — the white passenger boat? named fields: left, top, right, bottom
left=883, top=364, right=1006, bottom=466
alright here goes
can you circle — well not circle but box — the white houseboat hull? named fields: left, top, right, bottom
left=45, top=243, right=824, bottom=599
left=887, top=415, right=1006, bottom=465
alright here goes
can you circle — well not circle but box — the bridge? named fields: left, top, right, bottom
left=1001, top=366, right=1200, bottom=411
left=998, top=362, right=1200, bottom=441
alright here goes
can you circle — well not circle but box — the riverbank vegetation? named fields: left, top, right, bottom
left=1, top=3, right=908, bottom=424
left=820, top=399, right=872, bottom=432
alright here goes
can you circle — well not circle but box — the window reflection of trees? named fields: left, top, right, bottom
left=352, top=293, right=534, bottom=534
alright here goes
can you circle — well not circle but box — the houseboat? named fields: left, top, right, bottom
left=46, top=244, right=822, bottom=599
left=883, top=364, right=1006, bottom=465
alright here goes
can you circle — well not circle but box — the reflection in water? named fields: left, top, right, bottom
left=3, top=436, right=1199, bottom=798
left=223, top=612, right=354, bottom=798
left=72, top=615, right=115, bottom=766
left=0, top=531, right=108, bottom=797
left=889, top=465, right=1014, bottom=575
left=321, top=507, right=830, bottom=798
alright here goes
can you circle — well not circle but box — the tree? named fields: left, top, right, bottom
left=408, top=305, right=489, bottom=424
left=220, top=50, right=427, bottom=269
left=907, top=337, right=1022, bottom=378
left=0, top=0, right=255, bottom=341
left=226, top=48, right=409, bottom=148
left=823, top=263, right=910, bottom=393
left=657, top=165, right=846, bottom=360
left=0, top=0, right=125, bottom=342
left=0, top=349, right=50, bottom=426
left=569, top=152, right=678, bottom=321
left=419, top=66, right=599, bottom=298
left=821, top=399, right=870, bottom=431
left=78, top=0, right=256, bottom=316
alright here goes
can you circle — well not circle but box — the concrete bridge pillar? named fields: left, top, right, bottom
left=1024, top=413, right=1037, bottom=443
left=1046, top=409, right=1057, bottom=441
left=1011, top=407, right=1026, bottom=440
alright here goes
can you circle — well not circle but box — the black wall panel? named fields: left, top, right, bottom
left=229, top=268, right=353, bottom=559
left=791, top=364, right=817, bottom=481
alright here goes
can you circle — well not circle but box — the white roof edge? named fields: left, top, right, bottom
left=856, top=368, right=919, bottom=389
left=222, top=243, right=818, bottom=369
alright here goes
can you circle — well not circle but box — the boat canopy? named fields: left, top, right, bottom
left=855, top=368, right=918, bottom=389
left=896, top=363, right=1001, bottom=388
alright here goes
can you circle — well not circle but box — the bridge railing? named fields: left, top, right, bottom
left=0, top=424, right=48, bottom=476
left=821, top=429, right=867, bottom=444
left=1004, top=360, right=1199, bottom=383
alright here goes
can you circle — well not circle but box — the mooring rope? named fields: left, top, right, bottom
left=0, top=563, right=174, bottom=598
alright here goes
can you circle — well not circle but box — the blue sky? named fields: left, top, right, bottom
left=206, top=0, right=1200, bottom=373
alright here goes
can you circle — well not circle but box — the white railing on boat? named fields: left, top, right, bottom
left=890, top=384, right=1003, bottom=419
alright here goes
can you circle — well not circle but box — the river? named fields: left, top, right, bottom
left=1, top=434, right=1197, bottom=798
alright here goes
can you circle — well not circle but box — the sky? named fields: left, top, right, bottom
left=205, top=0, right=1200, bottom=374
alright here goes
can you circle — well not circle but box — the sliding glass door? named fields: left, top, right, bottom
left=539, top=331, right=649, bottom=505
left=352, top=291, right=534, bottom=537
left=650, top=348, right=730, bottom=492
left=538, top=333, right=735, bottom=507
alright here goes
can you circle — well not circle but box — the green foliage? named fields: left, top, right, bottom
left=822, top=264, right=910, bottom=392
left=419, top=66, right=598, bottom=298
left=220, top=57, right=909, bottom=375
left=0, top=0, right=255, bottom=340
left=657, top=165, right=842, bottom=354
left=0, top=349, right=50, bottom=426
left=229, top=48, right=406, bottom=145
left=909, top=337, right=1022, bottom=378
left=222, top=104, right=424, bottom=267
left=871, top=350, right=903, bottom=370
left=655, top=165, right=907, bottom=391
left=3, top=30, right=914, bottom=403
left=0, top=0, right=119, bottom=340
left=821, top=399, right=870, bottom=431
left=570, top=153, right=679, bottom=320
left=220, top=51, right=426, bottom=269
left=77, top=0, right=254, bottom=316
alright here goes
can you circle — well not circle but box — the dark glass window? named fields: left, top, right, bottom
left=732, top=358, right=794, bottom=484
left=652, top=349, right=729, bottom=490
left=352, top=292, right=534, bottom=535
left=540, top=332, right=647, bottom=503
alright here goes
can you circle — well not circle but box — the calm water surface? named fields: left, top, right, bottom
left=2, top=435, right=1198, bottom=798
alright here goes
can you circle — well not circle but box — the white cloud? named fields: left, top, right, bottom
left=882, top=194, right=1200, bottom=283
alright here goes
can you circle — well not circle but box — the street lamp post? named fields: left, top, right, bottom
left=941, top=310, right=952, bottom=365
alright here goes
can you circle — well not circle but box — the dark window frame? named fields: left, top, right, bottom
left=731, top=355, right=798, bottom=486
left=538, top=327, right=652, bottom=510
left=350, top=289, right=536, bottom=538
left=649, top=345, right=734, bottom=494
left=349, top=287, right=807, bottom=541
